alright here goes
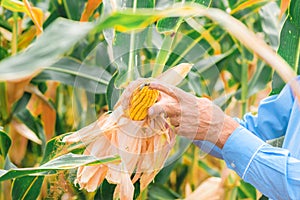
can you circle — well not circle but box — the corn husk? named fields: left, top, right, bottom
left=63, top=63, right=192, bottom=199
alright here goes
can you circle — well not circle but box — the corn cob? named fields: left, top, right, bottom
left=129, top=83, right=159, bottom=121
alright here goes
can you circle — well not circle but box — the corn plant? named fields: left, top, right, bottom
left=0, top=0, right=299, bottom=199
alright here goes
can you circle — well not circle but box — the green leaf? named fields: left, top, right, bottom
left=246, top=62, right=272, bottom=97
left=1, top=0, right=27, bottom=13
left=152, top=34, right=176, bottom=77
left=189, top=48, right=236, bottom=96
left=193, top=0, right=212, bottom=7
left=267, top=136, right=284, bottom=147
left=193, top=48, right=236, bottom=73
left=197, top=160, right=220, bottom=177
left=112, top=29, right=148, bottom=88
left=0, top=131, right=11, bottom=164
left=0, top=18, right=93, bottom=81
left=0, top=16, right=12, bottom=31
left=106, top=72, right=121, bottom=110
left=238, top=180, right=256, bottom=199
left=0, top=82, right=9, bottom=124
left=9, top=133, right=78, bottom=200
left=235, top=61, right=273, bottom=99
left=14, top=109, right=45, bottom=145
left=95, top=179, right=117, bottom=200
left=33, top=57, right=111, bottom=94
left=154, top=0, right=211, bottom=76
left=156, top=17, right=181, bottom=34
left=0, top=153, right=120, bottom=181
left=41, top=133, right=74, bottom=164
left=12, top=176, right=44, bottom=200
left=148, top=183, right=181, bottom=199
left=0, top=46, right=9, bottom=60
left=156, top=0, right=211, bottom=34
left=278, top=17, right=300, bottom=70
left=272, top=0, right=300, bottom=92
left=155, top=137, right=190, bottom=184
left=62, top=0, right=85, bottom=20
left=259, top=2, right=281, bottom=49
left=95, top=11, right=158, bottom=32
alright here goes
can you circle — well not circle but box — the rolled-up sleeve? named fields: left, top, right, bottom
left=222, top=126, right=300, bottom=200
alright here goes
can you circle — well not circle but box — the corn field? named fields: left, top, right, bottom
left=0, top=0, right=299, bottom=199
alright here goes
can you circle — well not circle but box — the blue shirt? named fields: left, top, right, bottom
left=194, top=79, right=300, bottom=200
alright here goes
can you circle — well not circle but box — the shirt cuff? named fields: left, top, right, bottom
left=193, top=140, right=223, bottom=159
left=222, top=126, right=266, bottom=178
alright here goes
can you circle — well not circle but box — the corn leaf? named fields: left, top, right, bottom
left=152, top=34, right=175, bottom=77
left=238, top=180, right=257, bottom=199
left=279, top=0, right=290, bottom=18
left=33, top=57, right=111, bottom=94
left=80, top=0, right=103, bottom=22
left=272, top=0, right=300, bottom=93
left=0, top=153, right=120, bottom=181
left=189, top=48, right=236, bottom=96
left=1, top=0, right=43, bottom=34
left=278, top=0, right=300, bottom=70
left=1, top=0, right=28, bottom=13
left=96, top=4, right=296, bottom=91
left=0, top=18, right=93, bottom=81
left=230, top=0, right=271, bottom=15
left=0, top=82, right=9, bottom=124
left=62, top=0, right=85, bottom=20
left=22, top=0, right=43, bottom=34
left=12, top=176, right=44, bottom=200
left=14, top=108, right=45, bottom=145
left=11, top=119, right=42, bottom=145
left=106, top=72, right=121, bottom=110
left=17, top=26, right=37, bottom=50
left=259, top=2, right=281, bottom=49
left=155, top=137, right=191, bottom=184
left=153, top=0, right=211, bottom=76
left=0, top=131, right=11, bottom=166
left=94, top=180, right=117, bottom=200
left=102, top=0, right=116, bottom=46
left=148, top=183, right=181, bottom=199
left=0, top=16, right=12, bottom=31
left=156, top=0, right=211, bottom=34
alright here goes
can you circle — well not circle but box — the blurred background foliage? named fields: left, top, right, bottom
left=0, top=0, right=299, bottom=199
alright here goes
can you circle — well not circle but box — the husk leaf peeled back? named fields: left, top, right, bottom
left=63, top=63, right=193, bottom=199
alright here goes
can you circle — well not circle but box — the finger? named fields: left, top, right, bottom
left=148, top=104, right=167, bottom=119
left=120, top=78, right=146, bottom=109
left=174, top=127, right=197, bottom=140
left=149, top=82, right=186, bottom=101
left=148, top=101, right=179, bottom=118
left=169, top=116, right=180, bottom=127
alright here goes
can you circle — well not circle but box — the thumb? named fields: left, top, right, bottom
left=148, top=103, right=167, bottom=119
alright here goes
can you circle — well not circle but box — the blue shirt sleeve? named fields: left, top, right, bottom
left=223, top=126, right=300, bottom=200
left=193, top=140, right=223, bottom=159
left=236, top=83, right=294, bottom=141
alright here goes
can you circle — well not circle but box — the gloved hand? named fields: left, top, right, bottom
left=148, top=81, right=239, bottom=148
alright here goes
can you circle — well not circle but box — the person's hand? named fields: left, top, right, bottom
left=148, top=81, right=239, bottom=148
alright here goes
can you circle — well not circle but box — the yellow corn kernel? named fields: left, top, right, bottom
left=129, top=84, right=159, bottom=121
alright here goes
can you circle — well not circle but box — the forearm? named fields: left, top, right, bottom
left=194, top=115, right=239, bottom=159
left=215, top=115, right=239, bottom=149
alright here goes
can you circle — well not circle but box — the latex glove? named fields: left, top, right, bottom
left=148, top=81, right=239, bottom=148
